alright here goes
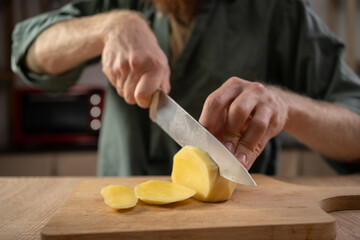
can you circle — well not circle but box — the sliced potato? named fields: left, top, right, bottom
left=134, top=180, right=196, bottom=205
left=101, top=185, right=138, bottom=209
left=171, top=145, right=237, bottom=202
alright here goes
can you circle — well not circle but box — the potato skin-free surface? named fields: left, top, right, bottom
left=171, top=146, right=237, bottom=202
left=135, top=180, right=196, bottom=205
left=100, top=185, right=138, bottom=209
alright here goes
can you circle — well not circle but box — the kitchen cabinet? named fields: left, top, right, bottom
left=0, top=151, right=97, bottom=176
left=0, top=149, right=337, bottom=177
left=278, top=149, right=337, bottom=177
left=327, top=0, right=359, bottom=72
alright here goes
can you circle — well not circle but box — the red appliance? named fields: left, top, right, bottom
left=13, top=86, right=105, bottom=147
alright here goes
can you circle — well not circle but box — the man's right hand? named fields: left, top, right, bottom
left=26, top=10, right=170, bottom=109
left=101, top=11, right=170, bottom=108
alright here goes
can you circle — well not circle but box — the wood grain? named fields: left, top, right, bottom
left=41, top=175, right=360, bottom=240
left=278, top=174, right=360, bottom=240
left=0, top=177, right=85, bottom=240
left=1, top=175, right=359, bottom=240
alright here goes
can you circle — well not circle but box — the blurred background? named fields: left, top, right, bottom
left=0, top=0, right=359, bottom=177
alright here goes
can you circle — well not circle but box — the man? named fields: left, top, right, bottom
left=12, top=0, right=360, bottom=176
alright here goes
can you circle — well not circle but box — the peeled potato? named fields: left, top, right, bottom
left=171, top=145, right=237, bottom=202
left=101, top=185, right=138, bottom=209
left=135, top=180, right=196, bottom=205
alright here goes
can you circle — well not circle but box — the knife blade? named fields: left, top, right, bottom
left=149, top=90, right=256, bottom=186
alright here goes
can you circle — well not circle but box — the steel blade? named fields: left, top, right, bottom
left=150, top=90, right=256, bottom=186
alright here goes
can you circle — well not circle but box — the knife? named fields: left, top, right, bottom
left=149, top=90, right=256, bottom=186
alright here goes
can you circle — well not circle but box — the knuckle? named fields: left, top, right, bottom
left=267, top=96, right=276, bottom=106
left=130, top=55, right=152, bottom=70
left=227, top=76, right=240, bottom=85
left=116, top=88, right=123, bottom=97
left=151, top=57, right=165, bottom=69
left=130, top=54, right=168, bottom=73
left=231, top=103, right=249, bottom=119
left=268, top=117, right=284, bottom=136
left=119, top=60, right=129, bottom=71
left=269, top=118, right=280, bottom=133
left=238, top=139, right=252, bottom=151
left=123, top=90, right=132, bottom=99
left=252, top=118, right=268, bottom=132
left=251, top=82, right=266, bottom=93
left=134, top=89, right=151, bottom=106
left=135, top=88, right=147, bottom=99
left=124, top=95, right=136, bottom=105
left=254, top=142, right=265, bottom=156
left=271, top=116, right=281, bottom=128
left=239, top=139, right=265, bottom=155
left=223, top=129, right=242, bottom=141
left=115, top=81, right=123, bottom=95
left=129, top=56, right=142, bottom=70
left=206, top=93, right=225, bottom=110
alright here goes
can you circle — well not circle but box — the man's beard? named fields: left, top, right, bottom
left=150, top=0, right=203, bottom=25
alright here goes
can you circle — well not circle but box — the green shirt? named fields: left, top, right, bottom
left=12, top=0, right=360, bottom=175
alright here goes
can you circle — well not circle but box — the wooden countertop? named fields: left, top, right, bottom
left=0, top=175, right=359, bottom=240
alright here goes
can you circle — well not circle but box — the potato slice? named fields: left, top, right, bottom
left=135, top=180, right=196, bottom=205
left=101, top=185, right=138, bottom=209
left=171, top=145, right=237, bottom=202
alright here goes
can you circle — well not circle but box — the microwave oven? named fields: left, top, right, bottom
left=13, top=86, right=105, bottom=148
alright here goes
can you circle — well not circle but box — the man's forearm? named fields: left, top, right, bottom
left=25, top=9, right=170, bottom=108
left=278, top=87, right=360, bottom=162
left=25, top=10, right=138, bottom=75
left=26, top=14, right=105, bottom=75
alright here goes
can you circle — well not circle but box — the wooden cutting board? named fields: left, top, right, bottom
left=41, top=174, right=360, bottom=240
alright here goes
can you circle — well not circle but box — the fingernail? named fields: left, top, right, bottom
left=224, top=142, right=234, bottom=153
left=236, top=153, right=248, bottom=167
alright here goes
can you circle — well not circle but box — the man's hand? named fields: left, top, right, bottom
left=101, top=11, right=170, bottom=108
left=26, top=10, right=170, bottom=109
left=200, top=77, right=360, bottom=169
left=199, top=77, right=289, bottom=170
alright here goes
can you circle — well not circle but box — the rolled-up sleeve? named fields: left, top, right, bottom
left=11, top=4, right=87, bottom=92
left=271, top=0, right=360, bottom=115
left=11, top=0, right=146, bottom=92
left=269, top=0, right=360, bottom=173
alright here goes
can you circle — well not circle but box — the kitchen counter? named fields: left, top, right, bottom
left=0, top=175, right=359, bottom=240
